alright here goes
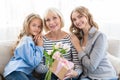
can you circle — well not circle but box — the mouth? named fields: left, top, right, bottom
left=33, top=31, right=39, bottom=34
left=50, top=24, right=57, bottom=29
left=76, top=23, right=82, bottom=28
left=76, top=22, right=84, bottom=28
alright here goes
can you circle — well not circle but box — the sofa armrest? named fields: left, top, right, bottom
left=0, top=41, right=14, bottom=74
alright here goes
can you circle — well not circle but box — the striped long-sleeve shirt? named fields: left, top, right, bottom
left=35, top=34, right=82, bottom=76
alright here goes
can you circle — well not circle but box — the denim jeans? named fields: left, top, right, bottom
left=65, top=78, right=77, bottom=80
left=80, top=77, right=118, bottom=80
left=5, top=71, right=38, bottom=80
left=52, top=74, right=78, bottom=80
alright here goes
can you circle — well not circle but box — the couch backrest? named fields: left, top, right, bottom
left=0, top=40, right=120, bottom=77
left=0, top=41, right=14, bottom=74
left=108, top=39, right=120, bottom=58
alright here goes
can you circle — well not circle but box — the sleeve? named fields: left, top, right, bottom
left=78, top=33, right=108, bottom=72
left=14, top=36, right=44, bottom=68
left=71, top=43, right=83, bottom=75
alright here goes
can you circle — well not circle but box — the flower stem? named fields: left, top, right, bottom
left=45, top=70, right=52, bottom=80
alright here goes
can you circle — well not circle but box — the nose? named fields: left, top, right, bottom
left=35, top=26, right=40, bottom=30
left=49, top=19, right=54, bottom=24
left=36, top=27, right=41, bottom=32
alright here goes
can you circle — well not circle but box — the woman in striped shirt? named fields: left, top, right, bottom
left=35, top=8, right=82, bottom=80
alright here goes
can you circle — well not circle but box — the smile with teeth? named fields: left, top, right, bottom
left=50, top=25, right=57, bottom=29
left=77, top=23, right=82, bottom=27
left=77, top=22, right=84, bottom=27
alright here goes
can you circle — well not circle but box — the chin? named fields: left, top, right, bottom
left=32, top=34, right=37, bottom=36
left=78, top=26, right=84, bottom=29
left=34, top=32, right=40, bottom=35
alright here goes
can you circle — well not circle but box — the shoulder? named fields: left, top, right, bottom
left=97, top=31, right=107, bottom=39
left=62, top=31, right=70, bottom=38
left=69, top=33, right=78, bottom=39
left=44, top=32, right=49, bottom=37
left=21, top=36, right=32, bottom=41
left=19, top=36, right=34, bottom=45
left=94, top=31, right=108, bottom=44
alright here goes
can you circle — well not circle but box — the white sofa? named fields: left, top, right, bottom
left=0, top=40, right=120, bottom=79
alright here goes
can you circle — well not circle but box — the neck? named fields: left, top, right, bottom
left=48, top=30, right=63, bottom=40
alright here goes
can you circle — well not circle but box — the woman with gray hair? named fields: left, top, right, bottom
left=35, top=8, right=82, bottom=80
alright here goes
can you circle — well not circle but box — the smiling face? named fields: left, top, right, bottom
left=44, top=11, right=61, bottom=32
left=29, top=18, right=42, bottom=36
left=71, top=11, right=88, bottom=30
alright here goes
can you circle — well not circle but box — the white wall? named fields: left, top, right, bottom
left=0, top=0, right=120, bottom=41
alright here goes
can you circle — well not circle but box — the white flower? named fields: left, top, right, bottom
left=55, top=42, right=62, bottom=49
left=47, top=50, right=52, bottom=55
left=63, top=43, right=70, bottom=52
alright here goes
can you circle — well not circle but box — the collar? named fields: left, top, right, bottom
left=88, top=27, right=98, bottom=38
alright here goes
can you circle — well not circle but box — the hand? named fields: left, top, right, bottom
left=70, top=34, right=82, bottom=53
left=63, top=69, right=78, bottom=80
left=33, top=34, right=43, bottom=46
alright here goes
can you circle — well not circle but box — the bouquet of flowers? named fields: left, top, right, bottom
left=44, top=42, right=72, bottom=80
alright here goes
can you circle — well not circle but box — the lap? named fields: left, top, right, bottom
left=5, top=71, right=37, bottom=80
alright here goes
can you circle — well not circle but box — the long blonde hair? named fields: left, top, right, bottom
left=12, top=13, right=43, bottom=54
left=70, top=6, right=98, bottom=40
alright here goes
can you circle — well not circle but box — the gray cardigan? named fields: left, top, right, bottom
left=78, top=27, right=118, bottom=79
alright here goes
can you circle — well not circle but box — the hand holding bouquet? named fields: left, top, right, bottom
left=44, top=42, right=74, bottom=80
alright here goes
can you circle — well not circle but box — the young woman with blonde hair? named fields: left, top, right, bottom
left=69, top=6, right=118, bottom=80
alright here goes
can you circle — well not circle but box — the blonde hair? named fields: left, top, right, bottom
left=70, top=6, right=98, bottom=40
left=12, top=13, right=43, bottom=54
left=43, top=8, right=64, bottom=32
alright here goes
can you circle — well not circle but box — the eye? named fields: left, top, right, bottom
left=78, top=15, right=83, bottom=18
left=53, top=16, right=57, bottom=20
left=72, top=18, right=76, bottom=22
left=45, top=18, right=50, bottom=22
left=32, top=24, right=37, bottom=27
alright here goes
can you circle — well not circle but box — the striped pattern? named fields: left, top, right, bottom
left=42, top=35, right=81, bottom=70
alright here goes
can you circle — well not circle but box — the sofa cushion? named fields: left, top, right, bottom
left=108, top=39, right=120, bottom=58
left=0, top=41, right=14, bottom=74
left=108, top=53, right=120, bottom=76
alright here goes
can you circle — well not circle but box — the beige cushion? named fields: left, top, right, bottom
left=108, top=53, right=120, bottom=76
left=0, top=41, right=14, bottom=74
left=108, top=39, right=120, bottom=58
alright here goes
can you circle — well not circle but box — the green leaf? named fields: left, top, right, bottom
left=60, top=49, right=66, bottom=54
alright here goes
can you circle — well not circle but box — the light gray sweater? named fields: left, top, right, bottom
left=78, top=27, right=118, bottom=79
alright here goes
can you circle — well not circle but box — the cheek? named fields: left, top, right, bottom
left=73, top=21, right=77, bottom=26
left=29, top=27, right=33, bottom=32
left=83, top=17, right=88, bottom=24
left=84, top=19, right=88, bottom=23
left=46, top=23, right=50, bottom=28
left=39, top=28, right=42, bottom=32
